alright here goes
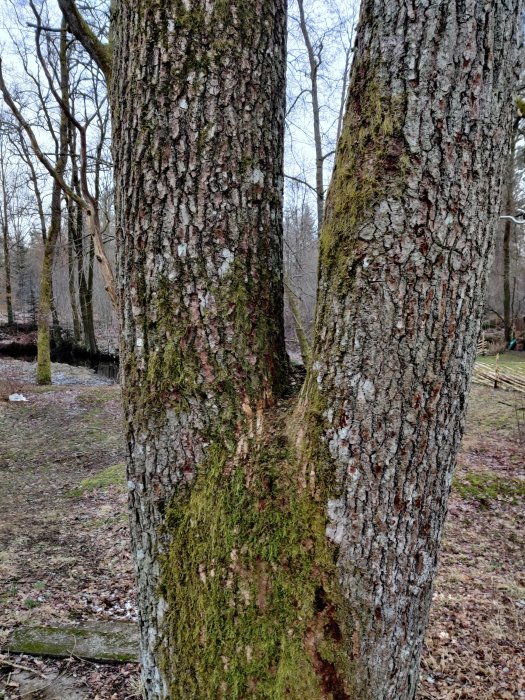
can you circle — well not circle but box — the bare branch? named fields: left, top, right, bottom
left=57, top=0, right=111, bottom=82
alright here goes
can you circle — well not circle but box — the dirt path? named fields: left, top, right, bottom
left=0, top=359, right=523, bottom=699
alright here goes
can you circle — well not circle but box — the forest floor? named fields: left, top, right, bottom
left=0, top=356, right=523, bottom=699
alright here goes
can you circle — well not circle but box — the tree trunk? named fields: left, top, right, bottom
left=37, top=22, right=69, bottom=384
left=112, top=0, right=521, bottom=698
left=503, top=135, right=516, bottom=344
left=297, top=0, right=325, bottom=234
left=69, top=126, right=98, bottom=354
left=112, top=2, right=288, bottom=696
left=36, top=184, right=61, bottom=384
left=66, top=194, right=82, bottom=343
left=49, top=264, right=62, bottom=347
left=1, top=184, right=14, bottom=326
left=304, top=1, right=522, bottom=698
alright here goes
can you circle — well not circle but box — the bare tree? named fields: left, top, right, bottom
left=286, top=0, right=357, bottom=233
left=0, top=125, right=15, bottom=325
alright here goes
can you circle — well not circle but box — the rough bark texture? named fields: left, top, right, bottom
left=112, top=2, right=288, bottom=697
left=305, top=1, right=522, bottom=698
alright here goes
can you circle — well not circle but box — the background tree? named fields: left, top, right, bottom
left=284, top=0, right=358, bottom=353
left=0, top=124, right=16, bottom=326
left=0, top=0, right=116, bottom=369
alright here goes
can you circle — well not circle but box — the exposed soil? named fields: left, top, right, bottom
left=0, top=358, right=523, bottom=698
left=0, top=359, right=137, bottom=699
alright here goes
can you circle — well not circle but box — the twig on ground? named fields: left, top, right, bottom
left=0, top=655, right=47, bottom=679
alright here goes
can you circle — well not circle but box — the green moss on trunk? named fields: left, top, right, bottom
left=319, top=66, right=408, bottom=294
left=36, top=320, right=51, bottom=385
left=160, top=406, right=350, bottom=699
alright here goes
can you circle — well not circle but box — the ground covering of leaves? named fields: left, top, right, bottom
left=0, top=355, right=523, bottom=699
left=419, top=377, right=525, bottom=700
left=0, top=358, right=138, bottom=699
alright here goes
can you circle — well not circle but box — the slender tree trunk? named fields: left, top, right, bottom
left=285, top=276, right=311, bottom=367
left=301, top=1, right=522, bottom=698
left=66, top=195, right=82, bottom=343
left=1, top=184, right=14, bottom=326
left=503, top=135, right=516, bottom=344
left=49, top=260, right=62, bottom=347
left=112, top=2, right=288, bottom=696
left=69, top=123, right=98, bottom=354
left=37, top=22, right=69, bottom=384
left=297, top=0, right=324, bottom=234
left=37, top=186, right=61, bottom=384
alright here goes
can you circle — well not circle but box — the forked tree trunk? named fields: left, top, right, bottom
left=69, top=126, right=98, bottom=354
left=112, top=0, right=521, bottom=698
left=112, top=2, right=287, bottom=696
left=303, top=0, right=522, bottom=697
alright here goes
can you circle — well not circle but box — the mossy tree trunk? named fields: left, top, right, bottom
left=303, top=0, right=522, bottom=697
left=112, top=1, right=289, bottom=696
left=110, top=0, right=521, bottom=698
left=37, top=22, right=69, bottom=385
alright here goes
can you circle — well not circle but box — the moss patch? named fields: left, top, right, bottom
left=319, top=61, right=408, bottom=294
left=69, top=464, right=126, bottom=497
left=453, top=471, right=525, bottom=508
left=161, top=409, right=350, bottom=699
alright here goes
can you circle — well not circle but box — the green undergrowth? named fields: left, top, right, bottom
left=453, top=471, right=525, bottom=507
left=161, top=411, right=350, bottom=699
left=69, top=463, right=125, bottom=497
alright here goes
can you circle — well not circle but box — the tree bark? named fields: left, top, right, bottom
left=112, top=0, right=521, bottom=698
left=112, top=2, right=288, bottom=696
left=66, top=192, right=82, bottom=344
left=304, top=1, right=522, bottom=698
left=68, top=124, right=98, bottom=354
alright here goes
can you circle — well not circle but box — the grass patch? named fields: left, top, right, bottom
left=476, top=353, right=525, bottom=379
left=453, top=471, right=525, bottom=507
left=69, top=463, right=126, bottom=497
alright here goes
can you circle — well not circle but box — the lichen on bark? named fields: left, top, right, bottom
left=112, top=1, right=290, bottom=695
left=319, top=64, right=408, bottom=295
